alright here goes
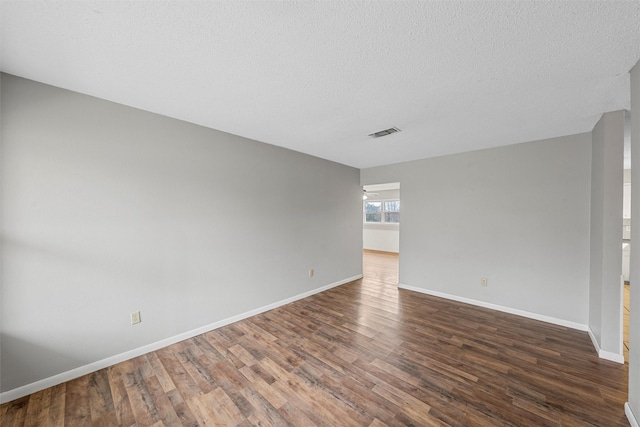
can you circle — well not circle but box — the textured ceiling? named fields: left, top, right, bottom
left=2, top=1, right=640, bottom=169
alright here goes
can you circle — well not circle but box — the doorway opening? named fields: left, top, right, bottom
left=623, top=171, right=631, bottom=362
left=363, top=182, right=400, bottom=286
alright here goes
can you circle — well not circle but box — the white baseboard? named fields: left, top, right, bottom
left=627, top=403, right=640, bottom=427
left=398, top=283, right=589, bottom=332
left=0, top=274, right=362, bottom=404
left=588, top=328, right=625, bottom=364
left=399, top=284, right=628, bottom=363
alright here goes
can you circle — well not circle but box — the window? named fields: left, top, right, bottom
left=364, top=201, right=382, bottom=223
left=364, top=200, right=399, bottom=223
left=384, top=200, right=400, bottom=223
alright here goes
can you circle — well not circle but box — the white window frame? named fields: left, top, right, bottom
left=363, top=199, right=400, bottom=224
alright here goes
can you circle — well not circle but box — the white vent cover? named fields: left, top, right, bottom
left=368, top=127, right=401, bottom=138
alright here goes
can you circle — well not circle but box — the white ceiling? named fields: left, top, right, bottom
left=2, top=1, right=639, bottom=169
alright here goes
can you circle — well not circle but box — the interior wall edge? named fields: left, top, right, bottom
left=626, top=403, right=640, bottom=427
left=588, top=327, right=625, bottom=364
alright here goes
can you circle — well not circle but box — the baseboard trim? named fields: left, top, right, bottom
left=0, top=274, right=362, bottom=404
left=588, top=328, right=625, bottom=364
left=627, top=403, right=640, bottom=427
left=399, top=284, right=627, bottom=363
left=398, top=284, right=589, bottom=332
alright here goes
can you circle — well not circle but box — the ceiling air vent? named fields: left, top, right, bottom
left=368, top=127, right=401, bottom=138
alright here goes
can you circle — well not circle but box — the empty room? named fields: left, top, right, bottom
left=2, top=1, right=640, bottom=426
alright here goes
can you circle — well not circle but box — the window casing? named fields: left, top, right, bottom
left=364, top=200, right=400, bottom=223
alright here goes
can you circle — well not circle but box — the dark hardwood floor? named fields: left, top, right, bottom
left=0, top=250, right=630, bottom=426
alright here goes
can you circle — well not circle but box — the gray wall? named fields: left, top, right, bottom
left=0, top=74, right=363, bottom=393
left=361, top=133, right=592, bottom=325
left=629, top=60, right=640, bottom=424
left=589, top=111, right=624, bottom=359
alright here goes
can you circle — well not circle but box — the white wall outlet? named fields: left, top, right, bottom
left=481, top=278, right=488, bottom=287
left=309, top=269, right=314, bottom=277
left=130, top=311, right=141, bottom=325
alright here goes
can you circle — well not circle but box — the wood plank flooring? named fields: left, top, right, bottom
left=1, top=250, right=630, bottom=426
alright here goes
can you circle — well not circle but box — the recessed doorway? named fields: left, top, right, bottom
left=363, top=182, right=400, bottom=286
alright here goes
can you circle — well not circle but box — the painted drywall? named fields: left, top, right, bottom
left=628, top=60, right=640, bottom=426
left=363, top=189, right=400, bottom=253
left=0, top=74, right=363, bottom=394
left=361, top=133, right=592, bottom=326
left=363, top=226, right=399, bottom=253
left=589, top=111, right=625, bottom=361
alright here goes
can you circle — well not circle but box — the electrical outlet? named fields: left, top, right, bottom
left=130, top=311, right=141, bottom=325
left=309, top=269, right=314, bottom=277
left=481, top=278, right=488, bottom=287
